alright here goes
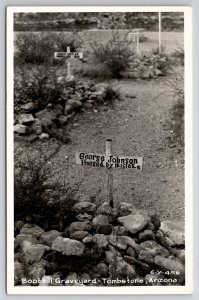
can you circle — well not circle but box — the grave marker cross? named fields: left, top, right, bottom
left=54, top=46, right=83, bottom=76
left=75, top=139, right=143, bottom=208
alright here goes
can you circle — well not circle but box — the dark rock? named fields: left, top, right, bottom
left=96, top=224, right=112, bottom=235
left=93, top=262, right=109, bottom=277
left=69, top=221, right=92, bottom=234
left=31, top=118, right=42, bottom=135
left=150, top=213, right=161, bottom=230
left=126, top=246, right=137, bottom=258
left=40, top=118, right=56, bottom=134
left=14, top=261, right=24, bottom=285
left=139, top=230, right=155, bottom=242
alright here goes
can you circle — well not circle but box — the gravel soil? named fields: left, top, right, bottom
left=15, top=70, right=184, bottom=222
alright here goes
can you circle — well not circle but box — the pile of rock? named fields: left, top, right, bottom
left=14, top=79, right=111, bottom=143
left=14, top=200, right=185, bottom=287
left=121, top=54, right=169, bottom=80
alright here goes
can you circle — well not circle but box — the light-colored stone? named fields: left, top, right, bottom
left=22, top=241, right=49, bottom=264
left=18, top=113, right=34, bottom=125
left=14, top=124, right=31, bottom=135
left=52, top=237, right=85, bottom=256
left=93, top=234, right=108, bottom=249
left=140, top=240, right=169, bottom=258
left=118, top=214, right=149, bottom=234
left=21, top=102, right=35, bottom=111
left=39, top=133, right=49, bottom=140
left=160, top=221, right=185, bottom=246
left=94, top=83, right=109, bottom=97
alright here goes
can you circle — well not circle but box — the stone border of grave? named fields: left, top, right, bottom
left=14, top=200, right=185, bottom=287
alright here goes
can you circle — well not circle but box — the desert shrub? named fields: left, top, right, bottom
left=167, top=75, right=184, bottom=146
left=14, top=145, right=79, bottom=231
left=103, top=84, right=121, bottom=103
left=170, top=48, right=184, bottom=66
left=90, top=31, right=135, bottom=78
left=15, top=31, right=83, bottom=66
left=14, top=65, right=72, bottom=110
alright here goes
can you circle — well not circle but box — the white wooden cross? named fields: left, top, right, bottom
left=128, top=30, right=140, bottom=54
left=75, top=139, right=143, bottom=208
left=54, top=47, right=83, bottom=76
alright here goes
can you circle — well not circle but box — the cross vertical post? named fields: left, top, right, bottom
left=159, top=12, right=162, bottom=54
left=67, top=46, right=71, bottom=76
left=136, top=29, right=140, bottom=54
left=106, top=139, right=114, bottom=208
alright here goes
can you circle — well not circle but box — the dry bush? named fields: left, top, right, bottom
left=90, top=31, right=135, bottom=78
left=14, top=145, right=79, bottom=230
left=15, top=31, right=83, bottom=66
left=14, top=64, right=73, bottom=110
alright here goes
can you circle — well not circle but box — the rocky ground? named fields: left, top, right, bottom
left=14, top=201, right=185, bottom=286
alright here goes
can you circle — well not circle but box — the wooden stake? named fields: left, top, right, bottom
left=136, top=30, right=140, bottom=55
left=159, top=12, right=162, bottom=54
left=106, top=139, right=114, bottom=208
left=67, top=46, right=71, bottom=76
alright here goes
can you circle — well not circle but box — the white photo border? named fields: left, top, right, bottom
left=6, top=6, right=193, bottom=295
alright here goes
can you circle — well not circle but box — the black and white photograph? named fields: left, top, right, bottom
left=6, top=6, right=192, bottom=294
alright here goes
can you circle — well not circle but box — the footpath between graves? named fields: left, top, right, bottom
left=14, top=73, right=185, bottom=287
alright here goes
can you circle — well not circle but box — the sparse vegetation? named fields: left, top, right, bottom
left=90, top=32, right=135, bottom=78
left=14, top=65, right=72, bottom=110
left=14, top=145, right=79, bottom=231
left=15, top=31, right=83, bottom=66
